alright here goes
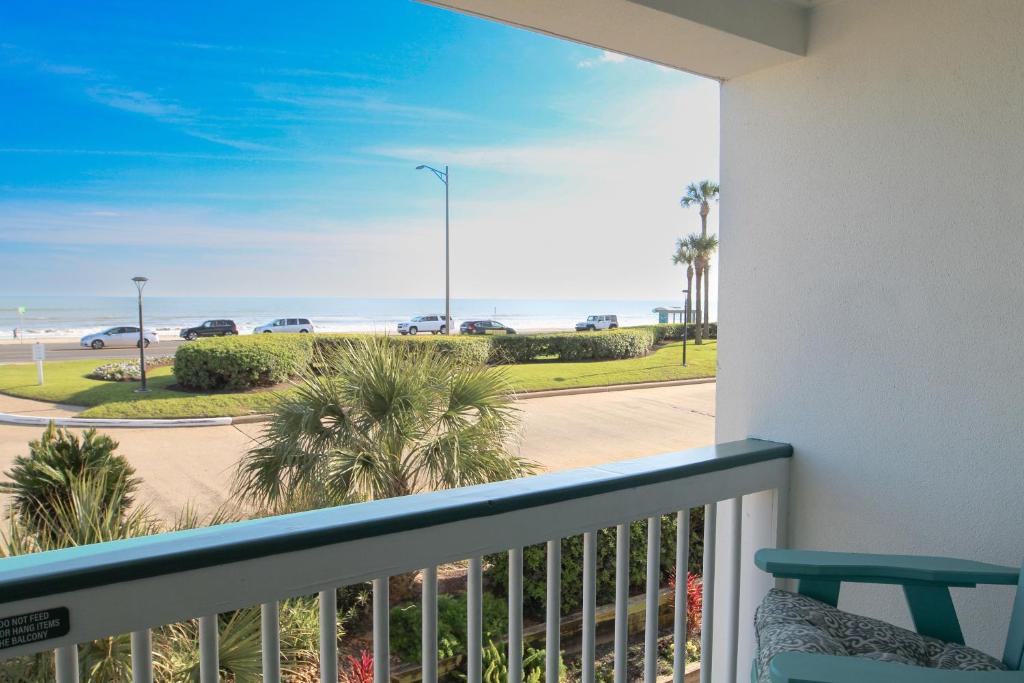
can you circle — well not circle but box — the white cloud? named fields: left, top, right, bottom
left=577, top=50, right=629, bottom=68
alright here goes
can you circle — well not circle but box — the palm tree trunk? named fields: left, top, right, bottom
left=685, top=268, right=693, bottom=330
left=703, top=265, right=710, bottom=338
left=693, top=263, right=704, bottom=345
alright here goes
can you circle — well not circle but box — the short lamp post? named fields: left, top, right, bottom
left=681, top=288, right=690, bottom=367
left=132, top=276, right=149, bottom=392
left=415, top=163, right=451, bottom=335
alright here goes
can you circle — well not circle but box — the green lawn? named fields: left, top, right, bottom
left=503, top=340, right=716, bottom=392
left=0, top=341, right=715, bottom=419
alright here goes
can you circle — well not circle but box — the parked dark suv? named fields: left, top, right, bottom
left=179, top=319, right=238, bottom=340
left=459, top=320, right=517, bottom=335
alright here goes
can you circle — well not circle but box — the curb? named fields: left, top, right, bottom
left=0, top=378, right=716, bottom=428
left=0, top=413, right=234, bottom=428
left=513, top=376, right=715, bottom=400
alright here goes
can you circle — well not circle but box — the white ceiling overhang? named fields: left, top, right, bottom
left=419, top=0, right=809, bottom=80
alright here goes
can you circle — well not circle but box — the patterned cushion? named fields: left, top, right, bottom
left=754, top=589, right=1006, bottom=683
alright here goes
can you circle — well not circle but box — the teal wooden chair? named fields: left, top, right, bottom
left=752, top=548, right=1024, bottom=682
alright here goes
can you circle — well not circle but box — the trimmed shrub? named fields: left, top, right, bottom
left=633, top=323, right=718, bottom=343
left=390, top=592, right=508, bottom=664
left=489, top=328, right=654, bottom=364
left=173, top=335, right=314, bottom=390
left=488, top=335, right=553, bottom=364
left=486, top=509, right=704, bottom=620
left=313, top=334, right=491, bottom=369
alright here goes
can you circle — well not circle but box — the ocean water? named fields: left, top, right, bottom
left=0, top=296, right=686, bottom=339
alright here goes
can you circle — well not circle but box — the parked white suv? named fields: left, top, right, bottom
left=253, top=318, right=314, bottom=334
left=397, top=315, right=449, bottom=335
left=575, top=314, right=619, bottom=331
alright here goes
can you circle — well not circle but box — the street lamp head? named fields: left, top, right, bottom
left=415, top=165, right=426, bottom=170
left=132, top=276, right=148, bottom=283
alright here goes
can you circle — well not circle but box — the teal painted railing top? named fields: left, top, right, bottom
left=0, top=438, right=791, bottom=604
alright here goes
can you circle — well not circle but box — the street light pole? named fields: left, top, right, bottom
left=132, top=276, right=149, bottom=392
left=416, top=164, right=451, bottom=335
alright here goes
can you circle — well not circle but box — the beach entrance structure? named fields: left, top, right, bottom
left=653, top=306, right=686, bottom=324
left=3, top=2, right=1024, bottom=682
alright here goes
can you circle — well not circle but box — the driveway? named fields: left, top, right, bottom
left=0, top=383, right=716, bottom=521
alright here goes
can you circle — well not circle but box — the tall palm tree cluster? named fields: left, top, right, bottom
left=674, top=180, right=720, bottom=344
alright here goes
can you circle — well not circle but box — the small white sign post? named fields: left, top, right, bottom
left=32, top=343, right=45, bottom=385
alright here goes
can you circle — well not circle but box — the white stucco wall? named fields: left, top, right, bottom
left=716, top=0, right=1024, bottom=670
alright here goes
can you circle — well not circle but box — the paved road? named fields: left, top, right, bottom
left=0, top=338, right=187, bottom=364
left=0, top=383, right=716, bottom=521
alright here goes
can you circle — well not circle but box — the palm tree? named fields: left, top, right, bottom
left=686, top=233, right=719, bottom=345
left=234, top=337, right=536, bottom=506
left=671, top=239, right=695, bottom=332
left=680, top=180, right=720, bottom=337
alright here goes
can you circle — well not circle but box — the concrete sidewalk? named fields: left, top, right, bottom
left=0, top=383, right=716, bottom=521
left=0, top=393, right=82, bottom=419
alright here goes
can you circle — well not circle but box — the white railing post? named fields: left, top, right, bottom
left=700, top=504, right=717, bottom=683
left=468, top=556, right=483, bottom=683
left=198, top=614, right=219, bottom=683
left=373, top=577, right=390, bottom=683
left=131, top=629, right=153, bottom=683
left=582, top=530, right=597, bottom=683
left=54, top=644, right=79, bottom=683
left=261, top=601, right=281, bottom=683
left=644, top=516, right=661, bottom=683
left=320, top=589, right=338, bottom=683
left=725, top=496, right=744, bottom=683
left=614, top=523, right=629, bottom=683
left=546, top=538, right=561, bottom=683
left=674, top=510, right=690, bottom=683
left=423, top=566, right=439, bottom=683
left=508, top=547, right=524, bottom=683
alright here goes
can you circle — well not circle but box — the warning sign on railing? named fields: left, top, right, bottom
left=0, top=607, right=69, bottom=650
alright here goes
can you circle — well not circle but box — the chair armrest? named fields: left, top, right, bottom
left=769, top=652, right=1024, bottom=683
left=756, top=549, right=1019, bottom=587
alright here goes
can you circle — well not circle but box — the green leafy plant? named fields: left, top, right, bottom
left=487, top=511, right=704, bottom=619
left=390, top=592, right=508, bottom=664
left=1, top=423, right=137, bottom=539
left=489, top=328, right=655, bottom=364
left=234, top=337, right=535, bottom=506
left=477, top=641, right=556, bottom=683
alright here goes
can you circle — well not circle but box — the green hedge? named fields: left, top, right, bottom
left=313, top=334, right=491, bottom=368
left=636, top=323, right=718, bottom=343
left=486, top=509, right=704, bottom=620
left=173, top=335, right=315, bottom=390
left=489, top=328, right=655, bottom=364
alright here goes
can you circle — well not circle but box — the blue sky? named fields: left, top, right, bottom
left=0, top=0, right=719, bottom=300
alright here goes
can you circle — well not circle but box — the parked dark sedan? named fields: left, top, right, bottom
left=179, top=319, right=238, bottom=340
left=459, top=320, right=516, bottom=335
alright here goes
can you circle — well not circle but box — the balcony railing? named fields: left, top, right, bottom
left=0, top=438, right=791, bottom=683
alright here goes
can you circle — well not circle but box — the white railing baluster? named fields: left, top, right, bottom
left=373, top=577, right=390, bottom=683
left=261, top=601, right=281, bottom=683
left=198, top=614, right=219, bottom=683
left=319, top=589, right=338, bottom=683
left=674, top=510, right=690, bottom=683
left=54, top=644, right=79, bottom=683
left=614, top=523, right=629, bottom=683
left=546, top=538, right=561, bottom=683
left=508, top=547, right=523, bottom=683
left=644, top=516, right=661, bottom=683
left=423, top=566, right=438, bottom=683
left=725, top=496, right=744, bottom=683
left=130, top=629, right=153, bottom=683
left=700, top=503, right=717, bottom=683
left=582, top=531, right=597, bottom=683
left=468, top=556, right=483, bottom=683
